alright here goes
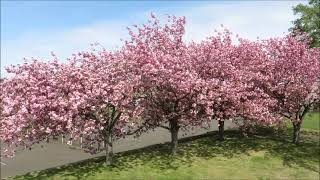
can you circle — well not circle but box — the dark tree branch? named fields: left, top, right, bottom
left=281, top=112, right=291, bottom=119
left=159, top=125, right=170, bottom=130
left=301, top=104, right=311, bottom=119
left=124, top=118, right=155, bottom=135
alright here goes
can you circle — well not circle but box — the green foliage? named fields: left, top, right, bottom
left=290, top=0, right=320, bottom=47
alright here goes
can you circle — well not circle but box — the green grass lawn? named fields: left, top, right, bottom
left=284, top=112, right=320, bottom=131
left=12, top=126, right=319, bottom=180
left=301, top=112, right=320, bottom=130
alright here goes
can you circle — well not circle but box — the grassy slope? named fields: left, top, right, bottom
left=12, top=113, right=319, bottom=180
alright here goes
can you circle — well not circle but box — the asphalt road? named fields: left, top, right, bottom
left=1, top=121, right=236, bottom=178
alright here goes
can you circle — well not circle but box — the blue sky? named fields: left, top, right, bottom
left=1, top=0, right=306, bottom=77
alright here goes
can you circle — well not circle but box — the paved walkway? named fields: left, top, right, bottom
left=1, top=121, right=236, bottom=178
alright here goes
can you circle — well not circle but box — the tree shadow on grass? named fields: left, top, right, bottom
left=12, top=130, right=320, bottom=180
left=12, top=156, right=106, bottom=180
left=266, top=130, right=320, bottom=172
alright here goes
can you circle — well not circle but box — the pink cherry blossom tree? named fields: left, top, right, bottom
left=0, top=51, right=141, bottom=165
left=230, top=37, right=283, bottom=128
left=49, top=50, right=142, bottom=165
left=122, top=14, right=210, bottom=154
left=258, top=35, right=319, bottom=144
left=1, top=59, right=65, bottom=157
left=189, top=30, right=281, bottom=140
left=234, top=34, right=319, bottom=143
left=187, top=30, right=240, bottom=140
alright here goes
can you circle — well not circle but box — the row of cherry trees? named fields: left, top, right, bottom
left=1, top=15, right=319, bottom=165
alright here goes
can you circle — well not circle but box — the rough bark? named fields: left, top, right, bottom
left=218, top=120, right=225, bottom=141
left=169, top=119, right=179, bottom=155
left=104, top=132, right=113, bottom=165
left=292, top=120, right=302, bottom=144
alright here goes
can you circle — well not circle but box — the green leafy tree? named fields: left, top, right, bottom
left=290, top=0, right=320, bottom=47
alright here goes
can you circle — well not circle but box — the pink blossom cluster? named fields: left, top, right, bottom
left=1, top=14, right=319, bottom=156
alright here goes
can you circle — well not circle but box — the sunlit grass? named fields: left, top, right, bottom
left=11, top=127, right=319, bottom=180
left=284, top=112, right=320, bottom=130
left=302, top=112, right=319, bottom=130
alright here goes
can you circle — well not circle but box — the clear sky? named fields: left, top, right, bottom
left=1, top=0, right=307, bottom=77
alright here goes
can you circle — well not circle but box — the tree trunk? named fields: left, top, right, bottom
left=169, top=119, right=179, bottom=155
left=80, top=137, right=83, bottom=149
left=218, top=120, right=225, bottom=141
left=104, top=132, right=113, bottom=165
left=292, top=121, right=302, bottom=144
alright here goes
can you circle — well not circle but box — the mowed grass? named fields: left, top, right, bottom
left=11, top=122, right=319, bottom=180
left=301, top=112, right=320, bottom=130
left=284, top=112, right=320, bottom=131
